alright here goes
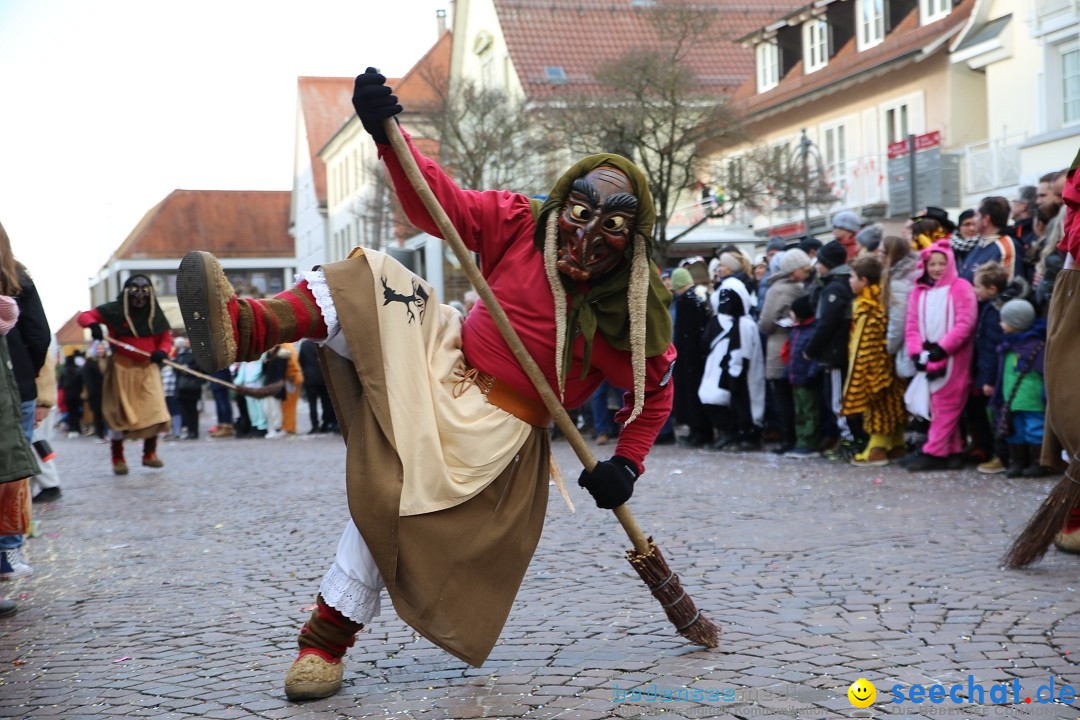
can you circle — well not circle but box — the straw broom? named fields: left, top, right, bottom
left=1001, top=461, right=1080, bottom=568
left=385, top=118, right=719, bottom=649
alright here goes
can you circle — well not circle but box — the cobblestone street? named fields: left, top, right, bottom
left=2, top=422, right=1080, bottom=719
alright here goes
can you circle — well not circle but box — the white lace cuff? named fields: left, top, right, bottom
left=295, top=270, right=339, bottom=340
left=319, top=562, right=383, bottom=625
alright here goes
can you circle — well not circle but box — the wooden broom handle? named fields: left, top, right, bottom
left=384, top=119, right=650, bottom=554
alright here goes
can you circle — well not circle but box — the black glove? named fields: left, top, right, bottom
left=352, top=67, right=402, bottom=144
left=88, top=323, right=103, bottom=341
left=149, top=350, right=167, bottom=366
left=926, top=368, right=946, bottom=382
left=923, top=341, right=946, bottom=362
left=578, top=455, right=639, bottom=510
left=912, top=354, right=926, bottom=373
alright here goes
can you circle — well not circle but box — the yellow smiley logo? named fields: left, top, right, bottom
left=847, top=678, right=876, bottom=708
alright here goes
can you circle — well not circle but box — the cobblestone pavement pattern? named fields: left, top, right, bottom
left=2, top=427, right=1080, bottom=720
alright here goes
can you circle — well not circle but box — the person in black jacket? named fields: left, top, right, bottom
left=803, top=240, right=858, bottom=458
left=172, top=337, right=205, bottom=439
left=669, top=268, right=712, bottom=446
left=0, top=221, right=49, bottom=580
left=60, top=351, right=85, bottom=434
left=83, top=341, right=108, bottom=439
left=298, top=339, right=337, bottom=433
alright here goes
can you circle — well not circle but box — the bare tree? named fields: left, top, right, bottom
left=417, top=66, right=556, bottom=193
left=541, top=3, right=747, bottom=263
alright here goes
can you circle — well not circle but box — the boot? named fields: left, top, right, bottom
left=142, top=437, right=164, bottom=468
left=111, top=440, right=128, bottom=475
left=1022, top=444, right=1050, bottom=477
left=177, top=251, right=327, bottom=372
left=284, top=595, right=363, bottom=701
left=1006, top=444, right=1028, bottom=478
left=211, top=423, right=235, bottom=438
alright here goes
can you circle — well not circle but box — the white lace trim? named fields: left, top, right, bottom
left=295, top=270, right=339, bottom=341
left=319, top=562, right=382, bottom=625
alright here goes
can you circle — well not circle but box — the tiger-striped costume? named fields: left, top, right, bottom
left=842, top=284, right=906, bottom=435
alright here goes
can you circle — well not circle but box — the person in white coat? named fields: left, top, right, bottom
left=698, top=281, right=765, bottom=451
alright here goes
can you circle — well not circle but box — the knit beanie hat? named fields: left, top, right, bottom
left=778, top=248, right=812, bottom=276
left=1000, top=299, right=1036, bottom=331
left=719, top=252, right=743, bottom=273
left=791, top=294, right=814, bottom=321
left=670, top=267, right=694, bottom=291
left=766, top=237, right=786, bottom=253
left=856, top=224, right=883, bottom=251
left=832, top=210, right=861, bottom=233
left=817, top=241, right=848, bottom=270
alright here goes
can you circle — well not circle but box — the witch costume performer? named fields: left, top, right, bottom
left=175, top=67, right=676, bottom=701
left=77, top=275, right=172, bottom=474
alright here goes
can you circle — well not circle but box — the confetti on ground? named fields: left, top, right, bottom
left=112, top=657, right=131, bottom=663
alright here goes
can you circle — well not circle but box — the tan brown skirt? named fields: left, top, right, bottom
left=1041, top=268, right=1080, bottom=469
left=319, top=252, right=550, bottom=667
left=102, top=354, right=171, bottom=439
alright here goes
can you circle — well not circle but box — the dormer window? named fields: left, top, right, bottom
left=921, top=0, right=951, bottom=25
left=803, top=18, right=829, bottom=73
left=756, top=42, right=780, bottom=92
left=857, top=0, right=885, bottom=50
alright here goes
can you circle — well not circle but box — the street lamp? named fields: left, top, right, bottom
left=794, top=127, right=832, bottom=235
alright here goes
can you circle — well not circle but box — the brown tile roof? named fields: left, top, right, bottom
left=297, top=77, right=355, bottom=207
left=55, top=312, right=86, bottom=346
left=735, top=0, right=975, bottom=118
left=396, top=30, right=452, bottom=111
left=111, top=190, right=293, bottom=261
left=494, top=0, right=808, bottom=101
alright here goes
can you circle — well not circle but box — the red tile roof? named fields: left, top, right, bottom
left=297, top=77, right=355, bottom=207
left=494, top=1, right=809, bottom=101
left=111, top=190, right=293, bottom=260
left=55, top=312, right=86, bottom=347
left=396, top=30, right=452, bottom=111
left=735, top=0, right=975, bottom=118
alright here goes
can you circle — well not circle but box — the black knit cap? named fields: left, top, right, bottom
left=816, top=240, right=847, bottom=270
left=791, top=294, right=814, bottom=320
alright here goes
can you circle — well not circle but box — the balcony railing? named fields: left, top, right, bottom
left=963, top=137, right=1023, bottom=194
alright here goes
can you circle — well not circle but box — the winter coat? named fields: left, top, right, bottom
left=173, top=347, right=206, bottom=399
left=959, top=233, right=1017, bottom=283
left=757, top=275, right=805, bottom=380
left=885, top=255, right=917, bottom=355
left=698, top=281, right=765, bottom=425
left=7, top=271, right=50, bottom=402
left=671, top=286, right=711, bottom=424
left=804, top=265, right=853, bottom=370
left=972, top=299, right=1004, bottom=392
left=0, top=335, right=40, bottom=484
left=298, top=339, right=326, bottom=387
left=905, top=241, right=977, bottom=388
left=991, top=320, right=1047, bottom=414
left=786, top=321, right=820, bottom=387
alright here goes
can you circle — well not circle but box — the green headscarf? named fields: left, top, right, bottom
left=530, top=154, right=672, bottom=423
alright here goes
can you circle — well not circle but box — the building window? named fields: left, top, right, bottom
left=885, top=104, right=909, bottom=145
left=756, top=42, right=779, bottom=92
left=803, top=18, right=829, bottom=73
left=822, top=123, right=847, bottom=199
left=920, top=0, right=951, bottom=25
left=857, top=0, right=884, bottom=50
left=1064, top=45, right=1080, bottom=126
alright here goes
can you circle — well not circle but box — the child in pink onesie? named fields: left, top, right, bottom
left=904, top=240, right=977, bottom=471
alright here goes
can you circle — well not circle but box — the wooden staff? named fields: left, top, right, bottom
left=103, top=336, right=242, bottom=393
left=385, top=118, right=719, bottom=649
